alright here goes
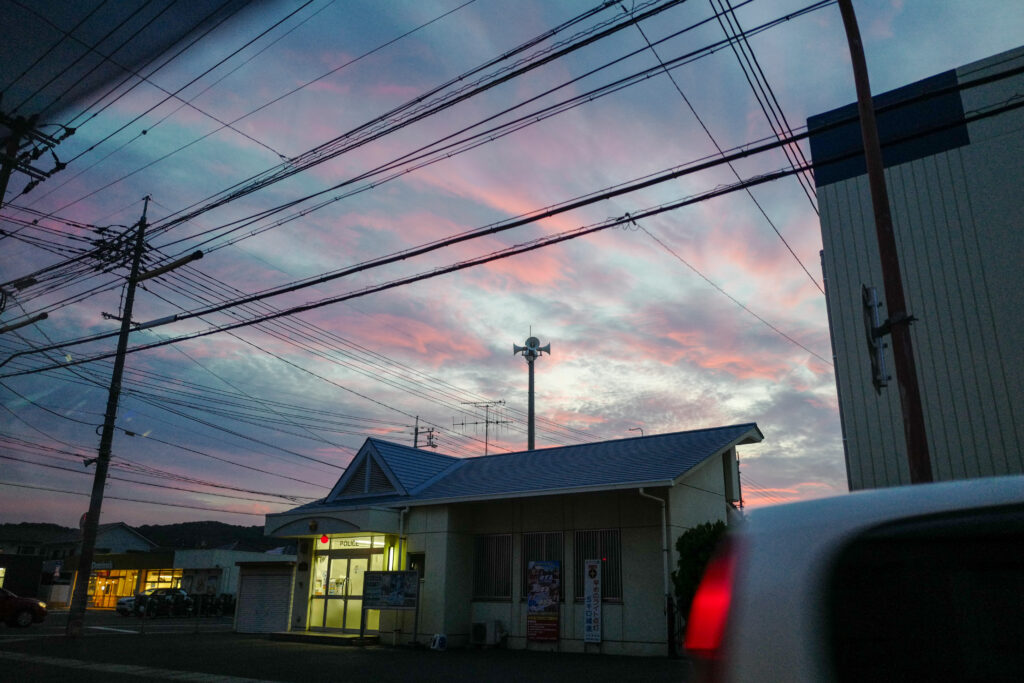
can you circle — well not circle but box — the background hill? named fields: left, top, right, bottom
left=136, top=521, right=286, bottom=552
left=2, top=521, right=288, bottom=553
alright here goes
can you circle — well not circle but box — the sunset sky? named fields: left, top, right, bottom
left=2, top=0, right=1022, bottom=527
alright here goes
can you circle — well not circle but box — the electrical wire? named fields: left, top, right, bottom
left=626, top=1, right=825, bottom=294
left=0, top=480, right=273, bottom=516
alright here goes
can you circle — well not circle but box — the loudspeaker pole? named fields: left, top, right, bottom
left=513, top=334, right=550, bottom=451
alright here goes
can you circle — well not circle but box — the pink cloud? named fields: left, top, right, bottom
left=352, top=312, right=489, bottom=367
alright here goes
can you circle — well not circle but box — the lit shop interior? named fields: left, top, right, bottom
left=307, top=534, right=403, bottom=632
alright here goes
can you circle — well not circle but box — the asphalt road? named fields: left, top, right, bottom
left=2, top=611, right=692, bottom=682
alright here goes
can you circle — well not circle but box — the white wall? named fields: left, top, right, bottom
left=397, top=490, right=675, bottom=656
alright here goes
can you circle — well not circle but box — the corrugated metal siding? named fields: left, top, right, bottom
left=816, top=46, right=1024, bottom=488
left=235, top=569, right=292, bottom=634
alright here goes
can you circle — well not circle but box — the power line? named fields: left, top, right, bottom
left=0, top=452, right=308, bottom=505
left=2, top=160, right=826, bottom=378
left=710, top=0, right=820, bottom=212
left=22, top=0, right=480, bottom=213
left=139, top=0, right=689, bottom=240
left=627, top=1, right=825, bottom=294
left=0, top=480, right=272, bottom=516
left=630, top=217, right=831, bottom=365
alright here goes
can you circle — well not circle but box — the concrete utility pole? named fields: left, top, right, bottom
left=66, top=197, right=151, bottom=636
left=513, top=335, right=549, bottom=451
left=837, top=0, right=932, bottom=484
left=65, top=198, right=202, bottom=636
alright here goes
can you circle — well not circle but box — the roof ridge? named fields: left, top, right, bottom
left=392, top=422, right=759, bottom=462
left=367, top=437, right=459, bottom=461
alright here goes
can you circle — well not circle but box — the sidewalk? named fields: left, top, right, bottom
left=0, top=630, right=691, bottom=682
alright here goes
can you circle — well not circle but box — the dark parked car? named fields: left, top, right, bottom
left=133, top=588, right=193, bottom=617
left=1, top=588, right=47, bottom=627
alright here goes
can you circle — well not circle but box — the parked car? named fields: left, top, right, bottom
left=0, top=588, right=47, bottom=627
left=684, top=475, right=1024, bottom=682
left=115, top=595, right=135, bottom=616
left=133, top=588, right=193, bottom=617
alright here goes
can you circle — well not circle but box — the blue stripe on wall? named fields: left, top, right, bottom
left=808, top=70, right=969, bottom=187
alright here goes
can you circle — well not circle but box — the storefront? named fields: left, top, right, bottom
left=70, top=549, right=294, bottom=609
left=308, top=534, right=401, bottom=633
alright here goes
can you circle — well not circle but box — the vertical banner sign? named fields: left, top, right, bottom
left=526, top=561, right=560, bottom=641
left=584, top=559, right=602, bottom=644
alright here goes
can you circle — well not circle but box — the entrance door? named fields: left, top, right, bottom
left=310, top=555, right=371, bottom=633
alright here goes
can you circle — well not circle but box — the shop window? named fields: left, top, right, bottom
left=473, top=534, right=512, bottom=600
left=574, top=529, right=622, bottom=601
left=521, top=532, right=563, bottom=600
left=143, top=568, right=182, bottom=591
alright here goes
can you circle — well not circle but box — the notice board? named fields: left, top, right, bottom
left=363, top=570, right=419, bottom=610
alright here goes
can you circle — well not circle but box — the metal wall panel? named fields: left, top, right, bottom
left=814, top=46, right=1024, bottom=489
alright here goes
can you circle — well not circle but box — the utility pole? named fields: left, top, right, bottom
left=1, top=109, right=72, bottom=208
left=837, top=0, right=932, bottom=484
left=65, top=197, right=201, bottom=636
left=413, top=417, right=438, bottom=449
left=66, top=197, right=150, bottom=637
left=454, top=400, right=511, bottom=455
left=0, top=114, right=36, bottom=208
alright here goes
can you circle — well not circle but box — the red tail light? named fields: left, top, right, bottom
left=684, top=539, right=738, bottom=660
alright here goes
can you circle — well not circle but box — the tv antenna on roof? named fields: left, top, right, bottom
left=454, top=400, right=511, bottom=456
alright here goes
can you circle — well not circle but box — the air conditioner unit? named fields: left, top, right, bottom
left=470, top=620, right=503, bottom=645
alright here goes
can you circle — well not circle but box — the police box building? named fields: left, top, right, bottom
left=265, top=423, right=761, bottom=656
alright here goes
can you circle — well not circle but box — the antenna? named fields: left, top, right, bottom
left=513, top=333, right=550, bottom=451
left=453, top=400, right=512, bottom=455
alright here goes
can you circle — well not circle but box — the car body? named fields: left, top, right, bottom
left=115, top=595, right=135, bottom=616
left=132, top=588, right=193, bottom=617
left=684, top=475, right=1024, bottom=682
left=0, top=588, right=48, bottom=627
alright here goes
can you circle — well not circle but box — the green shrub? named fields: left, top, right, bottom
left=673, top=520, right=728, bottom=616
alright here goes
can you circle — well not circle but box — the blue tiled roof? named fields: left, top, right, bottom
left=368, top=439, right=459, bottom=491
left=293, top=423, right=761, bottom=513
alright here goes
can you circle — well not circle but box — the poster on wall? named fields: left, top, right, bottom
left=363, top=571, right=419, bottom=610
left=526, top=561, right=560, bottom=641
left=583, top=559, right=602, bottom=643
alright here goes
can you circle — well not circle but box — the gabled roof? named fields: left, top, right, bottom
left=298, top=423, right=762, bottom=513
left=325, top=438, right=459, bottom=503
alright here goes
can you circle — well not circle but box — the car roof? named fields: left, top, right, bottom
left=743, top=474, right=1024, bottom=536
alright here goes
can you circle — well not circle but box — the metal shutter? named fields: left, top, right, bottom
left=235, top=571, right=292, bottom=633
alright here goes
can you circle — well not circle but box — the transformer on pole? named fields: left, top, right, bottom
left=513, top=335, right=550, bottom=451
